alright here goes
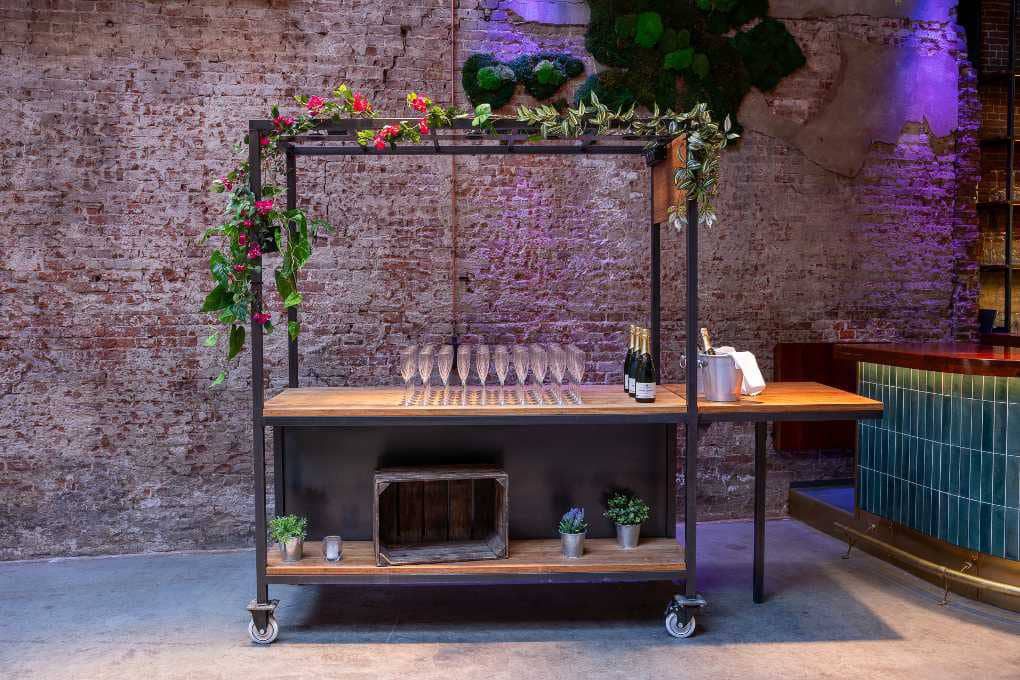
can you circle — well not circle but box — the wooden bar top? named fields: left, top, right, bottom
left=263, top=384, right=685, bottom=420
left=263, top=382, right=881, bottom=423
left=834, top=343, right=1020, bottom=377
left=662, top=382, right=883, bottom=422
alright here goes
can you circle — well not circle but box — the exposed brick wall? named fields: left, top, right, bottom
left=0, top=1, right=979, bottom=558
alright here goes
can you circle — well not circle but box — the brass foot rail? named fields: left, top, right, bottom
left=835, top=522, right=1020, bottom=600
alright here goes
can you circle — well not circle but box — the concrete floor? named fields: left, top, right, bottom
left=3, top=519, right=1018, bottom=680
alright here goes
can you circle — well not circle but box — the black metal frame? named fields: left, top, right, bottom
left=245, top=118, right=703, bottom=615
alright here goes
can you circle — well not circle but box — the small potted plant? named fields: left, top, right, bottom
left=270, top=514, right=308, bottom=563
left=604, top=492, right=650, bottom=549
left=558, top=507, right=588, bottom=558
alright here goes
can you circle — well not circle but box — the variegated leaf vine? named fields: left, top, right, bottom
left=509, top=95, right=736, bottom=230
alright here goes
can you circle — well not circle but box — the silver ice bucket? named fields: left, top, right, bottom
left=699, top=353, right=742, bottom=402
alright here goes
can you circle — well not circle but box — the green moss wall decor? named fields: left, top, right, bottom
left=462, top=52, right=585, bottom=109
left=581, top=0, right=804, bottom=131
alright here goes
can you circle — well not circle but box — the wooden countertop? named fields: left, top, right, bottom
left=662, top=382, right=882, bottom=422
left=263, top=384, right=685, bottom=420
left=834, top=343, right=1020, bottom=377
left=263, top=382, right=881, bottom=423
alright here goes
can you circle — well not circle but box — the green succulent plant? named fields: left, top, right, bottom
left=603, top=493, right=651, bottom=526
left=462, top=52, right=584, bottom=108
left=269, top=514, right=307, bottom=543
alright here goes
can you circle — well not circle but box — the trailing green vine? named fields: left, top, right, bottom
left=202, top=87, right=734, bottom=381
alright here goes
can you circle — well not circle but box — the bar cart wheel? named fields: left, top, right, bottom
left=664, top=594, right=705, bottom=639
left=247, top=599, right=280, bottom=645
left=248, top=616, right=279, bottom=644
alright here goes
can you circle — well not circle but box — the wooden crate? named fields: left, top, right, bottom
left=373, top=465, right=509, bottom=566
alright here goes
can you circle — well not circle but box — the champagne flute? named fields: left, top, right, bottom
left=399, top=345, right=417, bottom=406
left=547, top=343, right=566, bottom=405
left=475, top=344, right=491, bottom=406
left=567, top=343, right=585, bottom=403
left=530, top=344, right=548, bottom=405
left=493, top=344, right=510, bottom=406
left=457, top=343, right=472, bottom=406
left=437, top=345, right=454, bottom=405
left=418, top=344, right=434, bottom=406
left=512, top=345, right=529, bottom=405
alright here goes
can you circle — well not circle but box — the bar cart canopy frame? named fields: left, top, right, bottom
left=244, top=116, right=706, bottom=642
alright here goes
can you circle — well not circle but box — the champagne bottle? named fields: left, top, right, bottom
left=700, top=327, right=716, bottom=355
left=623, top=325, right=636, bottom=393
left=635, top=328, right=657, bottom=403
left=627, top=327, right=643, bottom=397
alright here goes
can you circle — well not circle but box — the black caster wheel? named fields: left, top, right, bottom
left=664, top=602, right=696, bottom=639
left=248, top=614, right=279, bottom=644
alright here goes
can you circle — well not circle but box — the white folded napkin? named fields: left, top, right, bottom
left=715, top=346, right=766, bottom=396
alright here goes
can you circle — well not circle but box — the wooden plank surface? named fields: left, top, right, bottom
left=267, top=538, right=685, bottom=576
left=263, top=384, right=685, bottom=418
left=264, top=382, right=880, bottom=421
left=663, top=381, right=882, bottom=419
left=375, top=465, right=507, bottom=483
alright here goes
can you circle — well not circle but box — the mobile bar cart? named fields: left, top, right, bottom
left=244, top=117, right=714, bottom=643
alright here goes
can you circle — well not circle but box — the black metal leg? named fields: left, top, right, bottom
left=753, top=421, right=767, bottom=603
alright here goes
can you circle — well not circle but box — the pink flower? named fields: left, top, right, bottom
left=255, top=199, right=274, bottom=216
left=253, top=312, right=271, bottom=325
left=220, top=176, right=233, bottom=191
left=273, top=114, right=295, bottom=130
left=242, top=219, right=253, bottom=228
left=233, top=263, right=247, bottom=273
left=352, top=93, right=371, bottom=114
left=259, top=135, right=269, bottom=147
left=237, top=233, right=248, bottom=247
left=411, top=94, right=428, bottom=113
left=381, top=124, right=400, bottom=139
left=247, top=244, right=262, bottom=259
left=306, top=95, right=325, bottom=116
left=418, top=118, right=429, bottom=135
left=374, top=135, right=386, bottom=151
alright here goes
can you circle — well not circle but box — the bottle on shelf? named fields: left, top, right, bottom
left=624, top=325, right=637, bottom=394
left=627, top=326, right=644, bottom=398
left=635, top=328, right=657, bottom=403
left=700, top=327, right=716, bottom=355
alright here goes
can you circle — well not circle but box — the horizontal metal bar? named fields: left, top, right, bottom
left=835, top=522, right=1020, bottom=599
left=263, top=413, right=685, bottom=427
left=265, top=570, right=686, bottom=586
left=290, top=144, right=654, bottom=157
left=698, top=410, right=883, bottom=424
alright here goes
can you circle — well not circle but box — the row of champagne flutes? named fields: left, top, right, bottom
left=398, top=343, right=587, bottom=406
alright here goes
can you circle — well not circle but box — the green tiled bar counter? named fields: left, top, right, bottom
left=836, top=344, right=1020, bottom=562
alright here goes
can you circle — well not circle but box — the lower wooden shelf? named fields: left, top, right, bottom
left=267, top=538, right=685, bottom=578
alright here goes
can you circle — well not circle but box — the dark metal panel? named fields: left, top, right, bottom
left=272, top=426, right=284, bottom=518
left=666, top=423, right=677, bottom=539
left=281, top=424, right=673, bottom=542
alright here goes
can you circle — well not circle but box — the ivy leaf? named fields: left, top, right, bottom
left=283, top=291, right=303, bottom=308
left=201, top=284, right=231, bottom=312
left=288, top=320, right=300, bottom=341
left=203, top=332, right=219, bottom=348
left=210, top=251, right=231, bottom=286
left=275, top=269, right=294, bottom=301
left=228, top=324, right=245, bottom=360
left=211, top=371, right=227, bottom=387
left=472, top=103, right=492, bottom=128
